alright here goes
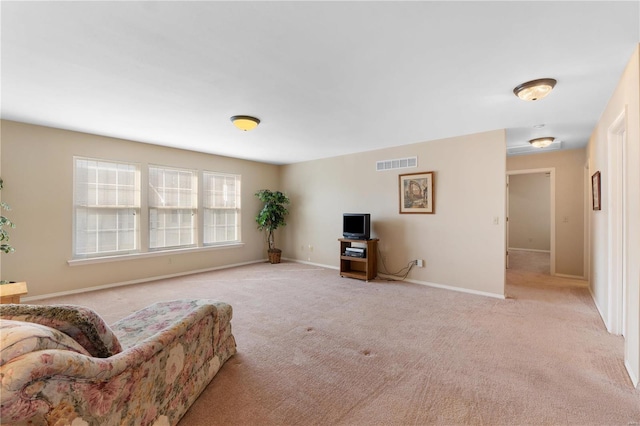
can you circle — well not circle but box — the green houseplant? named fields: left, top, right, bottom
left=0, top=178, right=15, bottom=256
left=255, top=189, right=290, bottom=264
left=0, top=178, right=26, bottom=301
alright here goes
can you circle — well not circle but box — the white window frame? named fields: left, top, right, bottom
left=73, top=157, right=141, bottom=259
left=69, top=159, right=246, bottom=265
left=148, top=165, right=198, bottom=250
left=203, top=172, right=241, bottom=245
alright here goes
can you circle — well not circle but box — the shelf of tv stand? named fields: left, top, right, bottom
left=339, top=238, right=378, bottom=282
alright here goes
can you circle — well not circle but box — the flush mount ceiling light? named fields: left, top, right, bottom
left=513, top=78, right=557, bottom=101
left=529, top=137, right=555, bottom=148
left=230, top=115, right=260, bottom=131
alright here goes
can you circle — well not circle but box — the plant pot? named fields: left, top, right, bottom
left=268, top=249, right=282, bottom=264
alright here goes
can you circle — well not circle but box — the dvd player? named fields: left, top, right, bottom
left=344, top=247, right=366, bottom=257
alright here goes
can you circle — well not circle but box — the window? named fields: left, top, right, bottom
left=74, top=158, right=140, bottom=258
left=148, top=166, right=197, bottom=250
left=203, top=172, right=241, bottom=245
left=72, top=158, right=242, bottom=262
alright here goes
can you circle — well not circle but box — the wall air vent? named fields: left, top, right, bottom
left=376, top=156, right=417, bottom=172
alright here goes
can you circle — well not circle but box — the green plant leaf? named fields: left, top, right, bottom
left=255, top=189, right=290, bottom=250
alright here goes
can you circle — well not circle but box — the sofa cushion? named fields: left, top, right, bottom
left=0, top=319, right=91, bottom=365
left=0, top=304, right=122, bottom=358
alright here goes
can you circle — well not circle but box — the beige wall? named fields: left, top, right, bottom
left=587, top=45, right=640, bottom=387
left=280, top=130, right=506, bottom=298
left=507, top=149, right=586, bottom=277
left=0, top=121, right=506, bottom=300
left=0, top=120, right=279, bottom=298
left=508, top=173, right=551, bottom=251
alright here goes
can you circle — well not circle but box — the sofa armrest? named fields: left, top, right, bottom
left=0, top=303, right=122, bottom=357
left=111, top=299, right=231, bottom=350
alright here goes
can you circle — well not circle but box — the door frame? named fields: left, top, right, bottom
left=506, top=168, right=556, bottom=275
left=607, top=108, right=627, bottom=336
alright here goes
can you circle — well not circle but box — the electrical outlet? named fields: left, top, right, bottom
left=416, top=259, right=424, bottom=267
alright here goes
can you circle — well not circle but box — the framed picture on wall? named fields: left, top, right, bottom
left=592, top=171, right=601, bottom=211
left=399, top=171, right=435, bottom=214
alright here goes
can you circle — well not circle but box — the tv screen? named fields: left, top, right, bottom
left=343, top=213, right=371, bottom=240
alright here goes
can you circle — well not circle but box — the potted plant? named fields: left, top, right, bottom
left=255, top=189, right=290, bottom=264
left=0, top=178, right=15, bottom=258
left=0, top=178, right=26, bottom=303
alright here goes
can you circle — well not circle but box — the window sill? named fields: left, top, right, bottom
left=67, top=242, right=245, bottom=266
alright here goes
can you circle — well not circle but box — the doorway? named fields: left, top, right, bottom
left=506, top=168, right=556, bottom=275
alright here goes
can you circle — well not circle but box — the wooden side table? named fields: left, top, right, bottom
left=339, top=238, right=378, bottom=281
left=0, top=282, right=28, bottom=304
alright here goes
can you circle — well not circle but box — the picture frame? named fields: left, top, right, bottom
left=399, top=171, right=435, bottom=214
left=592, top=171, right=601, bottom=211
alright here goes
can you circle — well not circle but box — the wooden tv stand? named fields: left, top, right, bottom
left=339, top=238, right=378, bottom=281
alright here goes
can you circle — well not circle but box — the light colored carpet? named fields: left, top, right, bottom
left=35, top=262, right=639, bottom=425
left=508, top=249, right=550, bottom=275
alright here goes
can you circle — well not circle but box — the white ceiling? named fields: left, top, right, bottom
left=1, top=1, right=639, bottom=165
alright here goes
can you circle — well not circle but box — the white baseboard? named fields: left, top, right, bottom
left=378, top=274, right=505, bottom=300
left=553, top=273, right=588, bottom=282
left=286, top=258, right=505, bottom=299
left=589, top=286, right=638, bottom=388
left=588, top=285, right=612, bottom=333
left=283, top=258, right=338, bottom=270
left=24, top=258, right=498, bottom=303
left=21, top=259, right=266, bottom=302
left=508, top=248, right=551, bottom=253
left=625, top=359, right=639, bottom=388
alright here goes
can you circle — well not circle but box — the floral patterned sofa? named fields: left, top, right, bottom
left=0, top=299, right=236, bottom=425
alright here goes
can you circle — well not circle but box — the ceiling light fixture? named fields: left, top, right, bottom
left=529, top=137, right=555, bottom=148
left=513, top=78, right=557, bottom=101
left=230, top=115, right=260, bottom=131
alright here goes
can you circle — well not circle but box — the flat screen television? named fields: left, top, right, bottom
left=343, top=213, right=371, bottom=240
